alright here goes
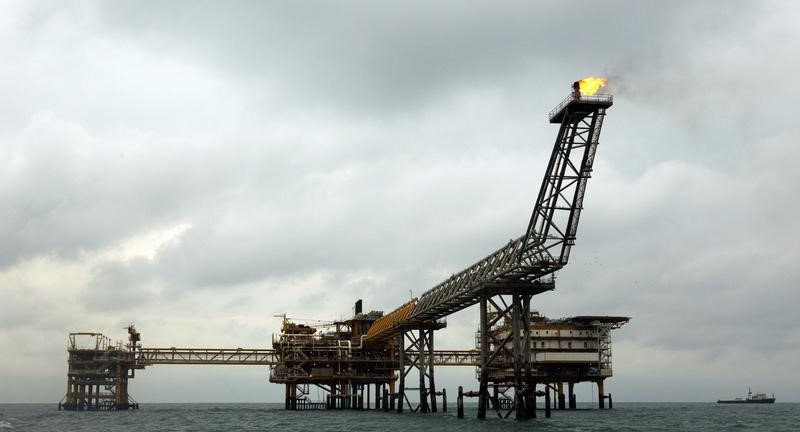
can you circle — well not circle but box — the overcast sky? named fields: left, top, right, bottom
left=2, top=0, right=799, bottom=404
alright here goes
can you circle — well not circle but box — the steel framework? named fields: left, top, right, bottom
left=411, top=93, right=612, bottom=322
left=409, top=92, right=612, bottom=418
left=60, top=328, right=141, bottom=411
left=395, top=322, right=445, bottom=413
left=475, top=294, right=537, bottom=418
left=134, top=347, right=478, bottom=366
left=137, top=348, right=279, bottom=365
left=60, top=89, right=619, bottom=418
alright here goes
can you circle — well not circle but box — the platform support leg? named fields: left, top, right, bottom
left=598, top=380, right=605, bottom=410
left=397, top=332, right=405, bottom=413
left=568, top=382, right=576, bottom=409
left=457, top=386, right=464, bottom=418
left=477, top=296, right=489, bottom=419
left=545, top=385, right=551, bottom=418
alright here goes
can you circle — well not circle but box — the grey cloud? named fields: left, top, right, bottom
left=85, top=257, right=154, bottom=310
left=2, top=0, right=800, bottom=403
left=85, top=1, right=759, bottom=113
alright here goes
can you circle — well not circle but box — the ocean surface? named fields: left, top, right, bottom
left=1, top=402, right=798, bottom=431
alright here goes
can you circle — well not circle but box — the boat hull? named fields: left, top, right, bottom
left=717, top=399, right=775, bottom=404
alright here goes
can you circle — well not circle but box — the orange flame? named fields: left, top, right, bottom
left=578, top=77, right=607, bottom=95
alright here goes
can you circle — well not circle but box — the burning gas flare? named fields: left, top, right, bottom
left=577, top=77, right=607, bottom=95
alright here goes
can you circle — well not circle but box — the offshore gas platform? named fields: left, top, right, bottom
left=60, top=81, right=629, bottom=420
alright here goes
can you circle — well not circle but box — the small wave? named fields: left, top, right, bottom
left=0, top=420, right=13, bottom=429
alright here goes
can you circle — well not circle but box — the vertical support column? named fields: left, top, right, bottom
left=442, top=388, right=447, bottom=413
left=522, top=295, right=535, bottom=419
left=545, top=385, right=551, bottom=418
left=114, top=364, right=124, bottom=409
left=384, top=380, right=397, bottom=411
left=63, top=377, right=72, bottom=409
left=598, top=380, right=605, bottom=409
left=608, top=393, right=613, bottom=409
left=290, top=384, right=297, bottom=410
left=478, top=295, right=489, bottom=419
left=457, top=386, right=464, bottom=418
left=397, top=332, right=405, bottom=413
left=568, top=382, right=576, bottom=409
left=512, top=294, right=525, bottom=419
left=73, top=381, right=79, bottom=409
left=428, top=329, right=437, bottom=413
left=63, top=379, right=70, bottom=410
left=122, top=377, right=130, bottom=409
left=558, top=382, right=566, bottom=410
left=383, top=387, right=389, bottom=412
left=418, top=329, right=429, bottom=413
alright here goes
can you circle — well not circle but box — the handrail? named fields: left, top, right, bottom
left=548, top=93, right=613, bottom=121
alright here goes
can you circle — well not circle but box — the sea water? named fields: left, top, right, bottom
left=1, top=402, right=798, bottom=431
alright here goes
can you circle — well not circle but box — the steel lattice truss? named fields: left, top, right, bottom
left=398, top=330, right=437, bottom=413
left=477, top=294, right=535, bottom=418
left=134, top=347, right=479, bottom=367
left=136, top=348, right=280, bottom=366
left=406, top=350, right=479, bottom=366
left=411, top=95, right=612, bottom=321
